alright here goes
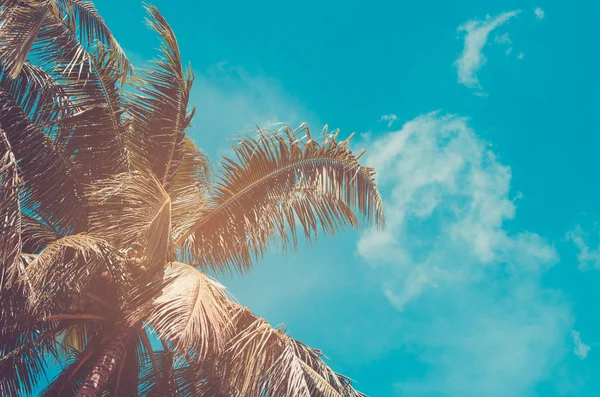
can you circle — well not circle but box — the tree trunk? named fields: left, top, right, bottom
left=75, top=323, right=137, bottom=397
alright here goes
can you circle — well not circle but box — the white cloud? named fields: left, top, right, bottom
left=566, top=225, right=600, bottom=269
left=454, top=10, right=521, bottom=89
left=494, top=32, right=512, bottom=44
left=518, top=52, right=525, bottom=60
left=571, top=331, right=591, bottom=359
left=506, top=47, right=513, bottom=55
left=358, top=112, right=572, bottom=397
left=379, top=114, right=399, bottom=128
left=534, top=7, right=545, bottom=20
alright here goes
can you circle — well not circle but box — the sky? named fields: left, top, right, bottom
left=85, top=0, right=600, bottom=396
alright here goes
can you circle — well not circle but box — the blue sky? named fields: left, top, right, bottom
left=91, top=1, right=600, bottom=396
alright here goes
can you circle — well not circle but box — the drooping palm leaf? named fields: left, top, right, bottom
left=206, top=306, right=365, bottom=397
left=138, top=349, right=188, bottom=397
left=0, top=310, right=84, bottom=397
left=26, top=234, right=131, bottom=315
left=177, top=125, right=384, bottom=274
left=21, top=213, right=62, bottom=254
left=128, top=263, right=232, bottom=359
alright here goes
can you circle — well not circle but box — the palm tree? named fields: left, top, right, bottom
left=0, top=2, right=384, bottom=396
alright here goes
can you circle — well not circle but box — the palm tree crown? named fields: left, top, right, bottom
left=0, top=2, right=384, bottom=396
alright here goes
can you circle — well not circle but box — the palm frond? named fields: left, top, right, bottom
left=170, top=137, right=213, bottom=243
left=30, top=15, right=129, bottom=181
left=215, top=307, right=366, bottom=397
left=0, top=0, right=49, bottom=78
left=0, top=87, right=87, bottom=234
left=0, top=60, right=79, bottom=130
left=171, top=136, right=212, bottom=198
left=55, top=0, right=132, bottom=81
left=39, top=337, right=98, bottom=397
left=0, top=304, right=82, bottom=397
left=138, top=349, right=180, bottom=397
left=21, top=213, right=62, bottom=254
left=176, top=125, right=384, bottom=274
left=25, top=234, right=131, bottom=314
left=0, top=127, right=22, bottom=291
left=128, top=263, right=232, bottom=358
left=87, top=171, right=173, bottom=268
left=126, top=5, right=195, bottom=191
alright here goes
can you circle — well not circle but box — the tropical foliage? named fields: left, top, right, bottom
left=0, top=1, right=384, bottom=396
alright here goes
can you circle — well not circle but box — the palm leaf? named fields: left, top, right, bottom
left=38, top=338, right=98, bottom=397
left=214, top=307, right=366, bottom=397
left=21, top=213, right=62, bottom=254
left=126, top=5, right=195, bottom=191
left=170, top=137, right=213, bottom=244
left=0, top=127, right=22, bottom=291
left=0, top=301, right=84, bottom=396
left=0, top=60, right=79, bottom=130
left=30, top=15, right=129, bottom=181
left=54, top=0, right=132, bottom=81
left=0, top=84, right=87, bottom=234
left=128, top=263, right=232, bottom=358
left=0, top=0, right=49, bottom=78
left=87, top=171, right=173, bottom=268
left=25, top=234, right=131, bottom=315
left=176, top=125, right=384, bottom=274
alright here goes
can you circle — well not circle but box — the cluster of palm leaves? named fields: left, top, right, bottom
left=0, top=1, right=385, bottom=396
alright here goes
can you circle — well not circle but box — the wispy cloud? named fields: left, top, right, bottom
left=566, top=225, right=600, bottom=269
left=518, top=52, right=525, bottom=60
left=534, top=7, right=545, bottom=20
left=494, top=32, right=512, bottom=44
left=572, top=331, right=591, bottom=359
left=358, top=112, right=572, bottom=397
left=187, top=62, right=318, bottom=158
left=379, top=114, right=399, bottom=128
left=454, top=10, right=521, bottom=90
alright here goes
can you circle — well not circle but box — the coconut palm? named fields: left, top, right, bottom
left=0, top=2, right=384, bottom=396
